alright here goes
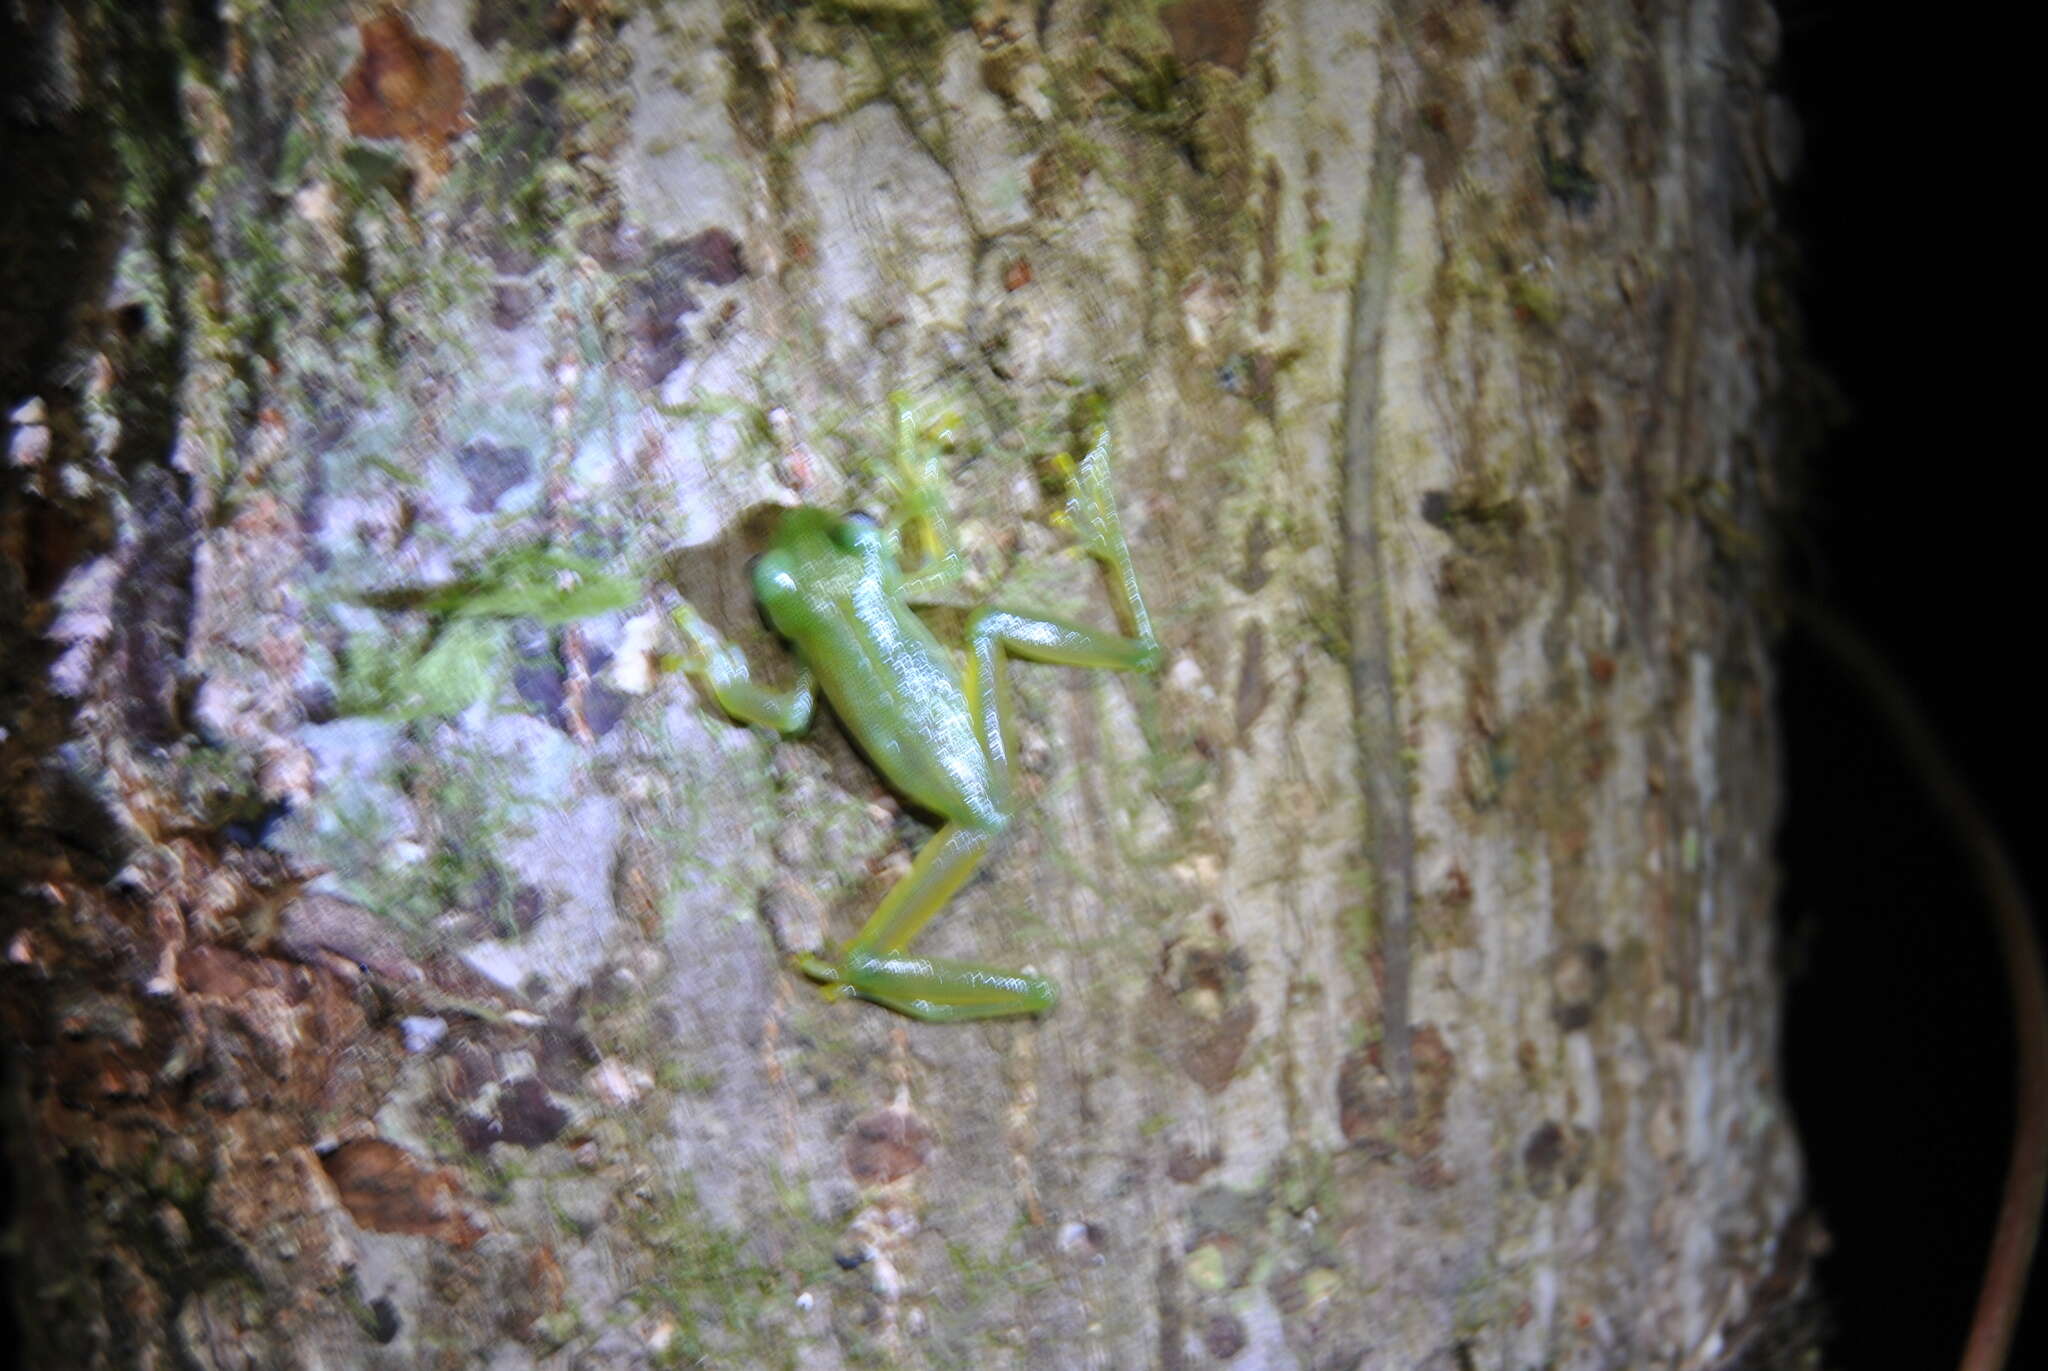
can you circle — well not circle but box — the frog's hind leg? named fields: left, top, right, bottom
left=797, top=618, right=1151, bottom=1024
left=849, top=599, right=1159, bottom=1023
left=799, top=820, right=1059, bottom=1021
left=962, top=605, right=1159, bottom=782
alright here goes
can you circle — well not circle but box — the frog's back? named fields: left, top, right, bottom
left=800, top=595, right=999, bottom=825
left=753, top=518, right=999, bottom=826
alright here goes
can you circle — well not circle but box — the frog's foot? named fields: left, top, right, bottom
left=670, top=602, right=721, bottom=672
left=1046, top=402, right=1136, bottom=563
left=798, top=947, right=1057, bottom=1023
left=1051, top=449, right=1118, bottom=566
left=1046, top=410, right=1157, bottom=652
left=796, top=951, right=848, bottom=990
left=886, top=390, right=964, bottom=578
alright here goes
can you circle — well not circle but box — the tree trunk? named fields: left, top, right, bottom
left=2, top=2, right=1809, bottom=1367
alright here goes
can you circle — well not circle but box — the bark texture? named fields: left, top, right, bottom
left=2, top=2, right=1810, bottom=1367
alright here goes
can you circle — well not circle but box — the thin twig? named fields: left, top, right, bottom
left=1791, top=596, right=2048, bottom=1371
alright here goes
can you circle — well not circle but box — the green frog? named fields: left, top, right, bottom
left=673, top=395, right=1157, bottom=1021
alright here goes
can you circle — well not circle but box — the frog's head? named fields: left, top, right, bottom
left=751, top=507, right=890, bottom=629
left=768, top=506, right=881, bottom=559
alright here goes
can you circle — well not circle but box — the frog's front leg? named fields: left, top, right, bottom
left=672, top=603, right=816, bottom=734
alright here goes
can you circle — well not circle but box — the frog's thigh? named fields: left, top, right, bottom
left=969, top=607, right=1156, bottom=672
left=965, top=607, right=1156, bottom=779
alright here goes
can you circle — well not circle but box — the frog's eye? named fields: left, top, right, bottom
left=833, top=511, right=883, bottom=553
left=751, top=549, right=799, bottom=606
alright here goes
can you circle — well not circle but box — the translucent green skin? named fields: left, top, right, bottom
left=674, top=405, right=1156, bottom=1021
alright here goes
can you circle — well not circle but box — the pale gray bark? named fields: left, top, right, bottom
left=2, top=2, right=1808, bottom=1368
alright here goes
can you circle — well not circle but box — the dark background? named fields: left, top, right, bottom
left=1776, top=1, right=2042, bottom=1365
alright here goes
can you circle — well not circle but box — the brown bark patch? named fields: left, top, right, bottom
left=497, top=1076, right=570, bottom=1147
left=178, top=942, right=271, bottom=998
left=622, top=230, right=747, bottom=385
left=322, top=1138, right=485, bottom=1246
left=1233, top=619, right=1268, bottom=743
left=1149, top=941, right=1257, bottom=1094
left=1336, top=1024, right=1456, bottom=1162
left=343, top=8, right=469, bottom=171
left=46, top=1038, right=155, bottom=1114
left=456, top=1113, right=501, bottom=1153
left=1203, top=1311, right=1248, bottom=1358
left=1549, top=941, right=1610, bottom=1031
left=207, top=1143, right=363, bottom=1288
left=1406, top=1026, right=1456, bottom=1155
left=107, top=467, right=197, bottom=745
left=1161, top=0, right=1263, bottom=75
left=1166, top=1142, right=1221, bottom=1183
left=1232, top=511, right=1273, bottom=593
left=504, top=1243, right=568, bottom=1342
left=1522, top=1120, right=1593, bottom=1198
left=844, top=1106, right=934, bottom=1185
left=443, top=1038, right=497, bottom=1100
left=674, top=228, right=747, bottom=286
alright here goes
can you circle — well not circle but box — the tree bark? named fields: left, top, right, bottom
left=2, top=2, right=1810, bottom=1367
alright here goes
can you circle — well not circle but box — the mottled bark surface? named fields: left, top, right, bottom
left=3, top=2, right=1809, bottom=1367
